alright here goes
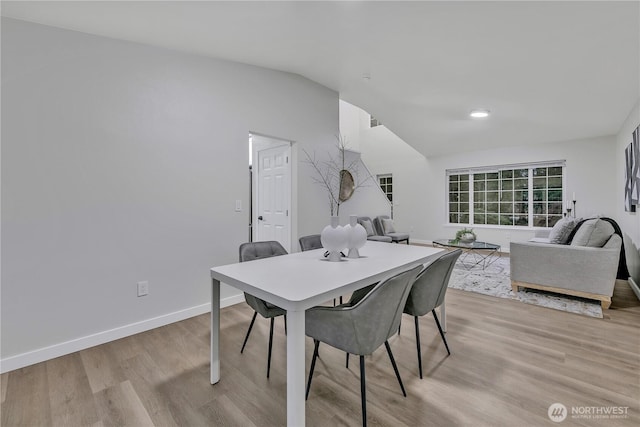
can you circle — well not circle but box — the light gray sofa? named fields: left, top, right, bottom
left=510, top=223, right=622, bottom=309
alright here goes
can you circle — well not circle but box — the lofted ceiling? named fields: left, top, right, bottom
left=2, top=1, right=639, bottom=157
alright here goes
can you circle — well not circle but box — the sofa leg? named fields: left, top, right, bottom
left=601, top=298, right=611, bottom=310
left=511, top=282, right=520, bottom=294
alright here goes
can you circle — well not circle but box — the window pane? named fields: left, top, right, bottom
left=474, top=214, right=486, bottom=224
left=500, top=191, right=513, bottom=202
left=514, top=203, right=528, bottom=214
left=460, top=181, right=469, bottom=191
left=501, top=170, right=513, bottom=179
left=502, top=180, right=513, bottom=191
left=459, top=214, right=470, bottom=224
left=548, top=203, right=562, bottom=214
left=533, top=203, right=546, bottom=214
left=460, top=203, right=469, bottom=213
left=533, top=215, right=547, bottom=227
left=514, top=178, right=528, bottom=190
left=487, top=180, right=499, bottom=191
left=474, top=181, right=485, bottom=191
left=486, top=191, right=499, bottom=202
left=500, top=202, right=513, bottom=213
left=548, top=177, right=562, bottom=188
left=486, top=172, right=499, bottom=179
left=548, top=215, right=563, bottom=227
left=514, top=215, right=528, bottom=226
left=548, top=190, right=562, bottom=201
left=475, top=173, right=486, bottom=180
left=487, top=214, right=499, bottom=224
left=500, top=215, right=514, bottom=226
left=460, top=174, right=469, bottom=181
left=450, top=213, right=458, bottom=223
left=534, top=168, right=547, bottom=177
left=533, top=190, right=545, bottom=201
left=460, top=192, right=469, bottom=203
left=514, top=190, right=528, bottom=201
left=449, top=202, right=458, bottom=213
left=474, top=192, right=486, bottom=202
left=515, top=168, right=528, bottom=178
left=486, top=202, right=499, bottom=213
left=548, top=167, right=562, bottom=176
left=533, top=177, right=546, bottom=189
left=450, top=193, right=459, bottom=202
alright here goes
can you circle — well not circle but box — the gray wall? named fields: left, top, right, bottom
left=1, top=18, right=390, bottom=367
left=615, top=99, right=640, bottom=281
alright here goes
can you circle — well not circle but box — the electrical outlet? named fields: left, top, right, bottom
left=137, top=281, right=149, bottom=297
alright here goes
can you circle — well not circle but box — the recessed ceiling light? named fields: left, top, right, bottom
left=470, top=109, right=490, bottom=118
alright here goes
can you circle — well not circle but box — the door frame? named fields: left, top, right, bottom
left=250, top=133, right=295, bottom=252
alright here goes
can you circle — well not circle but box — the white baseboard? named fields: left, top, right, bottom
left=0, top=293, right=245, bottom=374
left=628, top=277, right=640, bottom=301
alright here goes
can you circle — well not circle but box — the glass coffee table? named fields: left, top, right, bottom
left=432, top=239, right=501, bottom=270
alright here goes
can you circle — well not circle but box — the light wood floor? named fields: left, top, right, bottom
left=2, top=281, right=639, bottom=426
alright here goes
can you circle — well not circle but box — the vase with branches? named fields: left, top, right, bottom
left=303, top=135, right=370, bottom=216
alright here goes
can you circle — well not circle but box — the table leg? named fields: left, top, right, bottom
left=210, top=278, right=220, bottom=384
left=287, top=309, right=306, bottom=426
left=440, top=298, right=446, bottom=333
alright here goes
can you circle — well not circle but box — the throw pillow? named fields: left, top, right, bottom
left=382, top=218, right=396, bottom=234
left=570, top=218, right=615, bottom=247
left=361, top=219, right=375, bottom=236
left=548, top=217, right=580, bottom=244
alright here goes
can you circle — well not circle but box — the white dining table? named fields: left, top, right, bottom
left=209, top=241, right=444, bottom=426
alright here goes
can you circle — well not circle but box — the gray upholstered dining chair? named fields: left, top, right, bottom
left=238, top=241, right=288, bottom=378
left=298, top=234, right=323, bottom=251
left=299, top=234, right=343, bottom=305
left=403, top=249, right=462, bottom=378
left=305, top=265, right=423, bottom=427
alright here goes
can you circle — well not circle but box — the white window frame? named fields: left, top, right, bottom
left=446, top=160, right=567, bottom=229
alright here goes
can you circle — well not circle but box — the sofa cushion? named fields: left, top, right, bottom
left=571, top=219, right=615, bottom=247
left=548, top=217, right=580, bottom=244
left=382, top=218, right=396, bottom=234
left=361, top=219, right=375, bottom=237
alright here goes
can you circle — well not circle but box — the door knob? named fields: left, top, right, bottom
left=258, top=216, right=264, bottom=220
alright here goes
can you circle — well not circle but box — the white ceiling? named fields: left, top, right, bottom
left=2, top=1, right=639, bottom=157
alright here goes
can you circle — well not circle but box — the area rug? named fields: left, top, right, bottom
left=448, top=256, right=603, bottom=318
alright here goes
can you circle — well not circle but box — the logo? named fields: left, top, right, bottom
left=548, top=403, right=567, bottom=423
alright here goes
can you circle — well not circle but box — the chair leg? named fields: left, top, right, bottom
left=432, top=309, right=451, bottom=356
left=284, top=315, right=287, bottom=335
left=267, top=317, right=275, bottom=378
left=414, top=316, right=423, bottom=379
left=346, top=352, right=349, bottom=368
left=240, top=311, right=258, bottom=353
left=384, top=341, right=406, bottom=397
left=398, top=320, right=401, bottom=336
left=360, top=355, right=367, bottom=427
left=306, top=340, right=320, bottom=400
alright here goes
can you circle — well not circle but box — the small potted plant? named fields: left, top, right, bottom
left=454, top=227, right=476, bottom=243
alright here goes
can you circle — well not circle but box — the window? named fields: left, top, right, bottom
left=378, top=174, right=393, bottom=217
left=447, top=161, right=565, bottom=228
left=370, top=115, right=382, bottom=128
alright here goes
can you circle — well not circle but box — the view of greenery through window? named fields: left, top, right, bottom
left=448, top=165, right=564, bottom=228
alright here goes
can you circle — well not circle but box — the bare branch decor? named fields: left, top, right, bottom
left=303, top=135, right=371, bottom=216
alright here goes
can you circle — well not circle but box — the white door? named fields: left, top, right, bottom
left=255, top=142, right=291, bottom=252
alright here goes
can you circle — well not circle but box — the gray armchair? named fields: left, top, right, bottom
left=305, top=265, right=422, bottom=427
left=403, top=249, right=462, bottom=378
left=374, top=215, right=410, bottom=244
left=238, top=241, right=288, bottom=378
